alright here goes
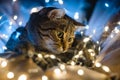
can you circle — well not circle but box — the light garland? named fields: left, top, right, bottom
left=0, top=0, right=120, bottom=79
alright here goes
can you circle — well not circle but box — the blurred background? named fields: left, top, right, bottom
left=0, top=0, right=120, bottom=53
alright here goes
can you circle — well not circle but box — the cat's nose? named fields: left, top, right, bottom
left=59, top=47, right=67, bottom=53
left=62, top=47, right=68, bottom=52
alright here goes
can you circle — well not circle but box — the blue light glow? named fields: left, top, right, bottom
left=15, top=32, right=21, bottom=39
left=105, top=3, right=109, bottom=7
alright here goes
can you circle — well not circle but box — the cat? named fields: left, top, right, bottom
left=5, top=7, right=84, bottom=57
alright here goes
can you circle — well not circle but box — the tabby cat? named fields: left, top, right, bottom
left=5, top=7, right=83, bottom=56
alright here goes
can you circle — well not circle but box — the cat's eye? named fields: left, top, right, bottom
left=68, top=38, right=72, bottom=42
left=57, top=32, right=64, bottom=38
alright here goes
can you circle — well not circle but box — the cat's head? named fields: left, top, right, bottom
left=26, top=7, right=84, bottom=54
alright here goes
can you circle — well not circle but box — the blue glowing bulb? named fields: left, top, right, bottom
left=105, top=3, right=109, bottom=7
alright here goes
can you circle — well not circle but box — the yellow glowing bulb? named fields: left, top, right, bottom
left=54, top=68, right=61, bottom=74
left=77, top=69, right=84, bottom=76
left=78, top=50, right=83, bottom=55
left=71, top=61, right=75, bottom=66
left=83, top=37, right=90, bottom=43
left=38, top=54, right=43, bottom=58
left=50, top=55, right=56, bottom=59
left=104, top=26, right=109, bottom=32
left=7, top=72, right=14, bottom=79
left=18, top=74, right=27, bottom=80
left=88, top=49, right=94, bottom=53
left=95, top=62, right=101, bottom=67
left=102, top=66, right=110, bottom=72
left=42, top=75, right=48, bottom=80
left=1, top=60, right=7, bottom=68
left=59, top=64, right=65, bottom=70
left=117, top=21, right=120, bottom=25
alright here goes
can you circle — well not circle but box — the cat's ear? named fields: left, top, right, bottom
left=47, top=9, right=65, bottom=19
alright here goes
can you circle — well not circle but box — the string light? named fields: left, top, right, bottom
left=104, top=26, right=109, bottom=32
left=13, top=15, right=18, bottom=20
left=9, top=21, right=13, bottom=25
left=13, top=0, right=17, bottom=2
left=83, top=37, right=90, bottom=43
left=114, top=27, right=119, bottom=33
left=110, top=34, right=113, bottom=38
left=78, top=50, right=83, bottom=55
left=77, top=69, right=84, bottom=76
left=105, top=3, right=109, bottom=7
left=95, top=62, right=101, bottom=67
left=70, top=61, right=75, bottom=66
left=117, top=21, right=120, bottom=25
left=2, top=46, right=7, bottom=50
left=18, top=21, right=22, bottom=26
left=102, top=65, right=110, bottom=73
left=15, top=32, right=21, bottom=39
left=0, top=16, right=2, bottom=20
left=96, top=41, right=99, bottom=44
left=93, top=29, right=96, bottom=34
left=42, top=75, right=48, bottom=80
left=59, top=64, right=65, bottom=70
left=74, top=12, right=79, bottom=20
left=58, top=0, right=63, bottom=5
left=54, top=68, right=61, bottom=74
left=31, top=8, right=38, bottom=13
left=7, top=72, right=14, bottom=79
left=45, top=0, right=50, bottom=3
left=85, top=25, right=89, bottom=29
left=38, top=54, right=43, bottom=58
left=18, top=74, right=27, bottom=80
left=0, top=60, right=7, bottom=68
left=50, top=55, right=56, bottom=59
left=0, top=34, right=8, bottom=39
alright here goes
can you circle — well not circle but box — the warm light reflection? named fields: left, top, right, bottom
left=38, top=54, right=43, bottom=58
left=50, top=55, right=56, bottom=59
left=70, top=61, right=75, bottom=66
left=18, top=74, right=27, bottom=80
left=95, top=62, right=101, bottom=67
left=54, top=68, right=61, bottom=74
left=1, top=60, right=7, bottom=68
left=7, top=72, right=14, bottom=79
left=102, top=65, right=110, bottom=72
left=42, top=75, right=48, bottom=80
left=59, top=64, right=65, bottom=70
left=104, top=26, right=109, bottom=32
left=78, top=50, right=83, bottom=55
left=77, top=69, right=84, bottom=76
left=83, top=37, right=90, bottom=43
